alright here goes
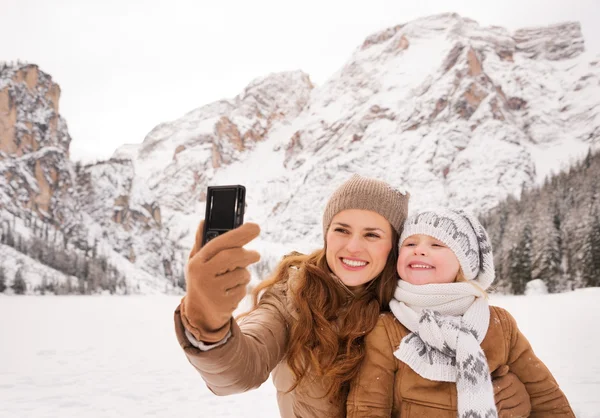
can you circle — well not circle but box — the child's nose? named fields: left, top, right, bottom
left=413, top=244, right=427, bottom=256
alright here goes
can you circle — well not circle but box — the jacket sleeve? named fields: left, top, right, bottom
left=174, top=284, right=289, bottom=395
left=496, top=307, right=575, bottom=417
left=347, top=314, right=397, bottom=418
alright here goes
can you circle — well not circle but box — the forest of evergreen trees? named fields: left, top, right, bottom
left=0, top=215, right=128, bottom=295
left=482, top=148, right=600, bottom=294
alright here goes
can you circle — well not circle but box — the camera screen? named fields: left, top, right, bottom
left=208, top=189, right=237, bottom=230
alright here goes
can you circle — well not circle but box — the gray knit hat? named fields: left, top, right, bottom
left=400, top=208, right=495, bottom=289
left=323, top=174, right=409, bottom=238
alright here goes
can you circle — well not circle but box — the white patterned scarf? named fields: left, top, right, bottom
left=389, top=280, right=497, bottom=418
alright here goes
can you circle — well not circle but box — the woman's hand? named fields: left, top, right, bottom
left=492, top=365, right=532, bottom=417
left=180, top=221, right=261, bottom=343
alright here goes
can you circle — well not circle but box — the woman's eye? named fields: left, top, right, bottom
left=334, top=228, right=349, bottom=234
left=366, top=233, right=380, bottom=238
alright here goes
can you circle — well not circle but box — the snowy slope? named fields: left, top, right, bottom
left=0, top=288, right=598, bottom=417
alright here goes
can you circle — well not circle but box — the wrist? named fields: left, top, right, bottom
left=180, top=297, right=232, bottom=343
left=185, top=328, right=232, bottom=351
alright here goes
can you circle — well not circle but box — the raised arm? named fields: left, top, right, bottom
left=174, top=220, right=288, bottom=394
left=174, top=283, right=289, bottom=394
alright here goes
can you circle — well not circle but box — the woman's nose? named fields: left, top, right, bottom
left=346, top=234, right=364, bottom=252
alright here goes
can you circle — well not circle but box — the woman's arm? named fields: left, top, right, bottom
left=347, top=314, right=398, bottom=417
left=496, top=307, right=575, bottom=417
left=174, top=284, right=289, bottom=395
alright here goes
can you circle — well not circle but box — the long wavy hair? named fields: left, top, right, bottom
left=244, top=229, right=399, bottom=402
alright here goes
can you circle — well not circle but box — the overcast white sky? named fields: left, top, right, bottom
left=2, top=0, right=599, bottom=163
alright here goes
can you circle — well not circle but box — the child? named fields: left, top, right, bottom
left=347, top=208, right=575, bottom=418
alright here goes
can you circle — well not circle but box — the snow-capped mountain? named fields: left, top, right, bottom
left=0, top=63, right=183, bottom=294
left=2, top=14, right=600, bottom=293
left=115, top=13, right=600, bottom=257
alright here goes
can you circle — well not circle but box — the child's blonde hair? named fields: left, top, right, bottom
left=456, top=268, right=488, bottom=298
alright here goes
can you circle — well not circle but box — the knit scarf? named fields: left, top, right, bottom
left=389, top=280, right=498, bottom=418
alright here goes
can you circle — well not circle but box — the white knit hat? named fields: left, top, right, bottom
left=400, top=208, right=495, bottom=290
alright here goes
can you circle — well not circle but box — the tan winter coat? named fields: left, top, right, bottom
left=174, top=273, right=345, bottom=417
left=346, top=307, right=575, bottom=417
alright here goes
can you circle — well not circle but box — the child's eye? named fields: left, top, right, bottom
left=432, top=243, right=445, bottom=247
left=404, top=243, right=416, bottom=247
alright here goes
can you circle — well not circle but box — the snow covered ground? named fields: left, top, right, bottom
left=1, top=288, right=599, bottom=417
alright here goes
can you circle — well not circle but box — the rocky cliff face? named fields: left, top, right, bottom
left=0, top=63, right=181, bottom=293
left=0, top=64, right=74, bottom=223
left=76, top=158, right=179, bottom=280
left=0, top=64, right=68, bottom=156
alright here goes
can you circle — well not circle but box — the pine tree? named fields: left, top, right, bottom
left=584, top=147, right=592, bottom=169
left=177, top=271, right=186, bottom=291
left=12, top=268, right=27, bottom=295
left=40, top=276, right=48, bottom=295
left=78, top=277, right=87, bottom=295
left=4, top=222, right=15, bottom=247
left=0, top=266, right=6, bottom=293
left=507, top=225, right=533, bottom=295
left=580, top=213, right=600, bottom=288
left=531, top=205, right=563, bottom=292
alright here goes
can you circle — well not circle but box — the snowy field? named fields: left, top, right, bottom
left=1, top=289, right=599, bottom=418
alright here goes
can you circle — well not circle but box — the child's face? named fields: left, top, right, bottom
left=397, top=234, right=460, bottom=285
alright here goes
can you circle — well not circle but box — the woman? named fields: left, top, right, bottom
left=174, top=175, right=531, bottom=417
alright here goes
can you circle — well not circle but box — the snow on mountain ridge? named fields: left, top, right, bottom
left=258, top=15, right=590, bottom=245
left=113, top=71, right=313, bottom=182
left=114, top=14, right=600, bottom=269
left=513, top=22, right=584, bottom=61
left=111, top=71, right=314, bottom=256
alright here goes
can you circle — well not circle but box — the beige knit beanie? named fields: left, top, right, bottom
left=322, top=174, right=410, bottom=239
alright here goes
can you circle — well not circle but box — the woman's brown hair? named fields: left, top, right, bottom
left=243, top=228, right=399, bottom=402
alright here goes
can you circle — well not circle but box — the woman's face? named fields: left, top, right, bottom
left=397, top=234, right=460, bottom=285
left=325, top=209, right=393, bottom=288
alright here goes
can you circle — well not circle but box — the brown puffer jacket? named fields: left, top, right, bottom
left=174, top=274, right=345, bottom=417
left=347, top=307, right=575, bottom=417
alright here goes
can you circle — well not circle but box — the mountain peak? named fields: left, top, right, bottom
left=513, top=21, right=584, bottom=60
left=107, top=15, right=599, bottom=254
